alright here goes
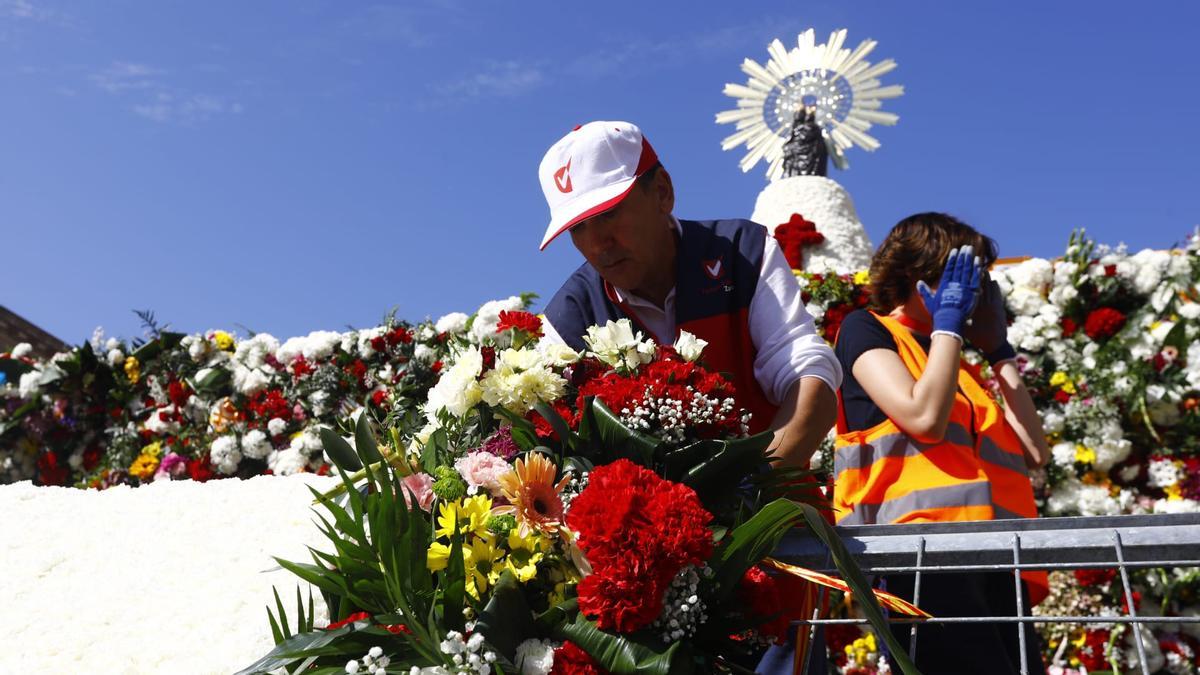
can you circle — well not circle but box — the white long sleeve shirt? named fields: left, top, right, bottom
left=543, top=219, right=842, bottom=405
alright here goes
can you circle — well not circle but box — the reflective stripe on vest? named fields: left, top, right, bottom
left=833, top=313, right=1038, bottom=526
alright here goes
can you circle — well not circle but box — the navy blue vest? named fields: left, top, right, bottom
left=545, top=218, right=778, bottom=432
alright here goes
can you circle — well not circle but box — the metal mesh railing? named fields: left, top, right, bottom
left=775, top=513, right=1200, bottom=674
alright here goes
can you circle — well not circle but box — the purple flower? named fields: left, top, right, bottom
left=154, top=453, right=189, bottom=480
left=480, top=427, right=520, bottom=461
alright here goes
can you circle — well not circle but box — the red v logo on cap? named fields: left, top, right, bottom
left=554, top=159, right=573, bottom=194
left=703, top=258, right=723, bottom=279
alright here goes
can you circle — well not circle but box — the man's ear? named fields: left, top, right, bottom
left=654, top=168, right=675, bottom=215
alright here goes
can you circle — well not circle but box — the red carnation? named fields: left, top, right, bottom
left=496, top=310, right=543, bottom=338
left=480, top=346, right=496, bottom=372
left=550, top=641, right=609, bottom=675
left=370, top=389, right=389, bottom=408
left=739, top=565, right=786, bottom=642
left=1104, top=264, right=1118, bottom=277
left=568, top=459, right=713, bottom=633
left=1061, top=317, right=1078, bottom=337
left=386, top=327, right=413, bottom=345
left=167, top=380, right=191, bottom=408
left=822, top=303, right=852, bottom=343
left=1073, top=568, right=1118, bottom=587
left=1054, top=389, right=1072, bottom=404
left=1083, top=307, right=1126, bottom=341
left=774, top=213, right=825, bottom=271
left=292, top=356, right=315, bottom=378
left=369, top=335, right=387, bottom=352
left=431, top=360, right=443, bottom=374
left=187, top=455, right=215, bottom=482
left=1077, top=629, right=1111, bottom=671
left=36, top=451, right=69, bottom=486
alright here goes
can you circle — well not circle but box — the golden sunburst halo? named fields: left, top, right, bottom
left=716, top=28, right=904, bottom=178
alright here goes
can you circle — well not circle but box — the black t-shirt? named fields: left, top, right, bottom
left=834, top=310, right=931, bottom=432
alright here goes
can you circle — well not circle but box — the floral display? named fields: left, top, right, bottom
left=239, top=317, right=919, bottom=675
left=0, top=296, right=535, bottom=488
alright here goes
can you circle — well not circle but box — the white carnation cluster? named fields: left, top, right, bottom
left=583, top=319, right=656, bottom=372
left=1045, top=478, right=1134, bottom=517
left=276, top=330, right=344, bottom=364
left=231, top=334, right=280, bottom=396
left=651, top=564, right=710, bottom=643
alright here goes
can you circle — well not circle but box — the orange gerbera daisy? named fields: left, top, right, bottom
left=497, top=452, right=571, bottom=536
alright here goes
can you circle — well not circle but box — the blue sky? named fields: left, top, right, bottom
left=2, top=1, right=1198, bottom=346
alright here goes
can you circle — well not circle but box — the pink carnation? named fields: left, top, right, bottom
left=154, top=453, right=189, bottom=480
left=454, top=451, right=513, bottom=497
left=400, top=472, right=435, bottom=511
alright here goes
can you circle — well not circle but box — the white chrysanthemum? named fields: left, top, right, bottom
left=1047, top=284, right=1078, bottom=308
left=241, top=429, right=272, bottom=460
left=673, top=331, right=708, bottom=362
left=232, top=365, right=272, bottom=396
left=106, top=348, right=125, bottom=367
left=210, top=435, right=242, bottom=474
left=1052, top=261, right=1079, bottom=286
left=1147, top=458, right=1182, bottom=488
left=233, top=333, right=279, bottom=370
left=583, top=319, right=656, bottom=371
left=182, top=334, right=208, bottom=361
left=277, top=330, right=344, bottom=364
left=425, top=347, right=484, bottom=418
left=356, top=326, right=388, bottom=359
left=267, top=447, right=309, bottom=475
left=470, top=296, right=525, bottom=345
left=413, top=344, right=436, bottom=363
left=1050, top=442, right=1077, bottom=470
left=435, top=312, right=470, bottom=334
left=289, top=428, right=324, bottom=455
left=480, top=348, right=567, bottom=414
left=1046, top=479, right=1128, bottom=517
left=1092, top=437, right=1131, bottom=472
left=1129, top=249, right=1171, bottom=295
left=267, top=417, right=288, bottom=436
left=1006, top=258, right=1053, bottom=293
left=1040, top=409, right=1065, bottom=435
left=1006, top=287, right=1047, bottom=317
left=514, top=639, right=555, bottom=675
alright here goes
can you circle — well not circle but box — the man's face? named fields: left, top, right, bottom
left=568, top=171, right=675, bottom=293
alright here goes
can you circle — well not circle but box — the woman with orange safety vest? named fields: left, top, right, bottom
left=832, top=213, right=1050, bottom=674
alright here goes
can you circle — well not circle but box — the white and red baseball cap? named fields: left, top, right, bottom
left=537, top=121, right=659, bottom=250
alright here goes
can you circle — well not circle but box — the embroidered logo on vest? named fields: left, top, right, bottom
left=702, top=258, right=724, bottom=280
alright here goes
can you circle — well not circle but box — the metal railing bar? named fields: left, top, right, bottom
left=1013, top=533, right=1029, bottom=675
left=908, top=536, right=925, bottom=663
left=1113, top=530, right=1149, bottom=675
left=799, top=560, right=1200, bottom=575
left=797, top=616, right=1200, bottom=625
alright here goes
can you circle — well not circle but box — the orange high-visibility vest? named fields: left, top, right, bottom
left=833, top=312, right=1047, bottom=601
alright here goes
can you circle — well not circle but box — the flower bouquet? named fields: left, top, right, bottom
left=239, top=316, right=923, bottom=675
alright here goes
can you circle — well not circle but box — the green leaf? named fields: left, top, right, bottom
left=475, top=570, right=539, bottom=663
left=190, top=367, right=231, bottom=395
left=320, top=427, right=362, bottom=472
left=590, top=400, right=660, bottom=466
left=443, top=531, right=467, bottom=633
left=233, top=624, right=361, bottom=675
left=793, top=503, right=921, bottom=674
left=710, top=499, right=805, bottom=604
left=555, top=615, right=693, bottom=675
left=534, top=400, right=574, bottom=451
left=535, top=597, right=578, bottom=633
left=130, top=331, right=184, bottom=363
left=272, top=587, right=291, bottom=641
left=354, top=411, right=385, bottom=466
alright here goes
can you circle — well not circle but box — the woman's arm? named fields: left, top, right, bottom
left=852, top=335, right=964, bottom=441
left=993, top=360, right=1050, bottom=468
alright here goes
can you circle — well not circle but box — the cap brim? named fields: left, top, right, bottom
left=538, top=175, right=638, bottom=251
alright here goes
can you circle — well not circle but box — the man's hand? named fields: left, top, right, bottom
left=768, top=377, right=838, bottom=470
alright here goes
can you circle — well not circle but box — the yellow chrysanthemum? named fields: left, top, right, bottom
left=1049, top=371, right=1069, bottom=387
left=435, top=495, right=493, bottom=540
left=212, top=331, right=235, bottom=352
left=464, top=536, right=505, bottom=599
left=1165, top=483, right=1183, bottom=501
left=853, top=270, right=871, bottom=286
left=505, top=530, right=547, bottom=583
left=129, top=452, right=159, bottom=480
left=142, top=441, right=162, bottom=458
left=124, top=356, right=140, bottom=384
left=1075, top=445, right=1096, bottom=465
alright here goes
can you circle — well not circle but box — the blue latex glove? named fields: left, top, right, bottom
left=916, top=245, right=982, bottom=339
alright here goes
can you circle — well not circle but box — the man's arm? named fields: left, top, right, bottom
left=748, top=232, right=843, bottom=468
left=768, top=376, right=838, bottom=469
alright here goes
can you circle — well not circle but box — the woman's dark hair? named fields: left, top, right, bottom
left=869, top=212, right=998, bottom=311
